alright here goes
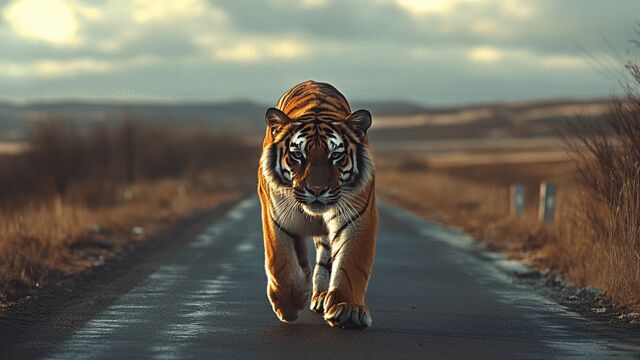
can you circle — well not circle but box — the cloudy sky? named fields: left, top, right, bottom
left=0, top=0, right=638, bottom=105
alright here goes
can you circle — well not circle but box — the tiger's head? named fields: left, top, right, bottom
left=260, top=107, right=374, bottom=216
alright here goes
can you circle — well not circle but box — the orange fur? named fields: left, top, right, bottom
left=258, top=81, right=378, bottom=329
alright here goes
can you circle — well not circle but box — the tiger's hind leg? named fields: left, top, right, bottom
left=310, top=235, right=331, bottom=313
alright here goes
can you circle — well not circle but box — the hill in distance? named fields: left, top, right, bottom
left=0, top=98, right=613, bottom=142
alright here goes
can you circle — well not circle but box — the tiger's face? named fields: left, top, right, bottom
left=288, top=122, right=351, bottom=215
left=261, top=108, right=373, bottom=216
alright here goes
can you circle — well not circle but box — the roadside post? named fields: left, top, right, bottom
left=510, top=183, right=525, bottom=216
left=538, top=182, right=556, bottom=223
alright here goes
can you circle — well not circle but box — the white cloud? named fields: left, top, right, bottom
left=213, top=38, right=309, bottom=63
left=539, top=55, right=587, bottom=69
left=467, top=46, right=589, bottom=71
left=0, top=58, right=110, bottom=78
left=395, top=0, right=452, bottom=14
left=269, top=40, right=307, bottom=60
left=468, top=46, right=504, bottom=62
left=395, top=0, right=534, bottom=18
left=131, top=0, right=208, bottom=23
left=0, top=56, right=168, bottom=79
left=2, top=0, right=103, bottom=45
left=34, top=58, right=112, bottom=77
left=396, top=0, right=536, bottom=44
left=61, top=0, right=230, bottom=60
left=3, top=0, right=80, bottom=45
left=300, top=0, right=330, bottom=8
left=215, top=45, right=260, bottom=63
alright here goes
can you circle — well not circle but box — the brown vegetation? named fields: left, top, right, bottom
left=558, top=60, right=640, bottom=309
left=0, top=119, right=255, bottom=208
left=379, top=155, right=623, bottom=303
left=377, top=67, right=640, bottom=311
left=377, top=44, right=640, bottom=313
left=377, top=157, right=570, bottom=260
left=0, top=118, right=257, bottom=307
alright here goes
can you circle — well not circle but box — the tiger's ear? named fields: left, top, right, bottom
left=265, top=108, right=291, bottom=132
left=345, top=109, right=372, bottom=137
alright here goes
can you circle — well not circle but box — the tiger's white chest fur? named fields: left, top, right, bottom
left=269, top=191, right=329, bottom=237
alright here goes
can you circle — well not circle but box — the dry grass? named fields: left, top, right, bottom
left=377, top=157, right=561, bottom=257
left=378, top=144, right=640, bottom=311
left=0, top=119, right=256, bottom=209
left=556, top=60, right=640, bottom=309
left=0, top=119, right=257, bottom=307
left=375, top=49, right=640, bottom=313
left=0, top=178, right=244, bottom=305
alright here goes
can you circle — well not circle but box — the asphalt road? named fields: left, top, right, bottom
left=9, top=196, right=640, bottom=359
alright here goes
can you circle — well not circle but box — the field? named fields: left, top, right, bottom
left=0, top=120, right=257, bottom=308
left=376, top=128, right=640, bottom=311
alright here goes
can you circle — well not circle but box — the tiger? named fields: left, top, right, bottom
left=257, top=80, right=378, bottom=329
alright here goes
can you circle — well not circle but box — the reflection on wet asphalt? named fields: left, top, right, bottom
left=46, top=197, right=640, bottom=359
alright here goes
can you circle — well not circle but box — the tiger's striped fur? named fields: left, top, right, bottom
left=258, top=80, right=378, bottom=329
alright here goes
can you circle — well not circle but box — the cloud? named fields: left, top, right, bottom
left=213, top=39, right=309, bottom=63
left=215, top=44, right=260, bottom=63
left=34, top=58, right=112, bottom=76
left=268, top=40, right=308, bottom=60
left=394, top=0, right=528, bottom=17
left=501, top=0, right=536, bottom=19
left=468, top=46, right=504, bottom=62
left=300, top=0, right=330, bottom=8
left=469, top=19, right=508, bottom=38
left=3, top=0, right=80, bottom=45
left=0, top=61, right=30, bottom=77
left=0, top=0, right=635, bottom=104
left=539, top=55, right=588, bottom=69
left=206, top=0, right=415, bottom=42
left=395, top=0, right=455, bottom=15
left=2, top=0, right=103, bottom=46
left=0, top=58, right=111, bottom=78
left=130, top=0, right=211, bottom=24
left=466, top=45, right=590, bottom=70
left=0, top=55, right=168, bottom=79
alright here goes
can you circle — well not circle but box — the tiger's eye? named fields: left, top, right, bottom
left=291, top=151, right=304, bottom=160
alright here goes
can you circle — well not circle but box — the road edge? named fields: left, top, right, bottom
left=378, top=192, right=640, bottom=328
left=0, top=193, right=251, bottom=359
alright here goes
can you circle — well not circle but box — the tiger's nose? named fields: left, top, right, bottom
left=306, top=185, right=329, bottom=196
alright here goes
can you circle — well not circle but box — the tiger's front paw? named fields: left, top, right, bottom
left=267, top=284, right=308, bottom=323
left=310, top=291, right=328, bottom=313
left=322, top=291, right=372, bottom=329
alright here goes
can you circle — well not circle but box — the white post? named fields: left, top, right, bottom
left=539, top=182, right=556, bottom=223
left=510, top=184, right=525, bottom=216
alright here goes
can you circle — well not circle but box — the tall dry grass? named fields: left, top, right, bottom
left=378, top=58, right=640, bottom=311
left=559, top=60, right=640, bottom=308
left=0, top=118, right=257, bottom=306
left=0, top=119, right=255, bottom=209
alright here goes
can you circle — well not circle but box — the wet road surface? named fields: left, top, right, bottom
left=10, top=197, right=640, bottom=359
